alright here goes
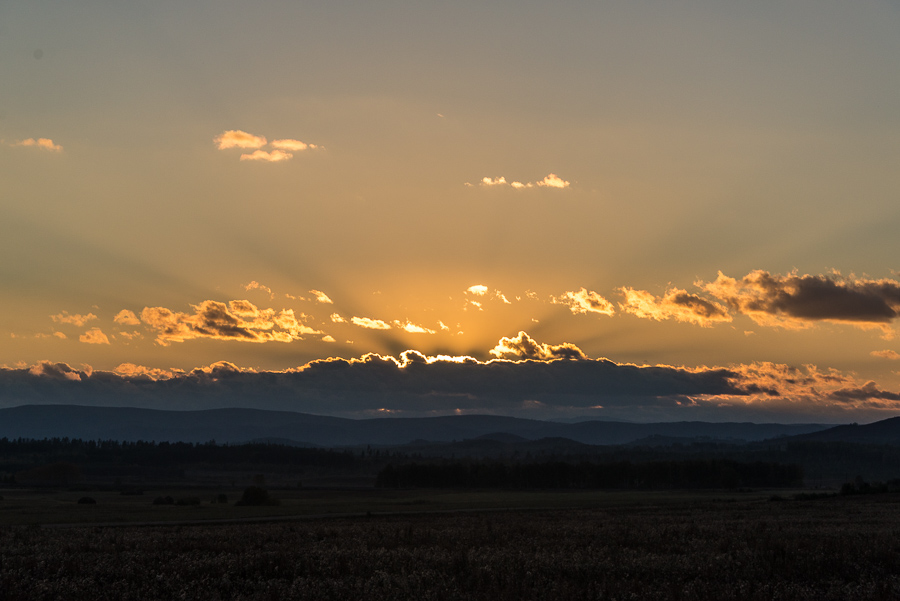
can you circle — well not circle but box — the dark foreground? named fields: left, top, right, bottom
left=3, top=494, right=900, bottom=600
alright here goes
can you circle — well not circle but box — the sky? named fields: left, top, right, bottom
left=2, top=0, right=900, bottom=423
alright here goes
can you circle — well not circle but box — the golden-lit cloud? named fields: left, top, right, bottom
left=699, top=270, right=900, bottom=335
left=321, top=335, right=336, bottom=343
left=244, top=281, right=275, bottom=299
left=79, top=328, right=110, bottom=345
left=14, top=137, right=63, bottom=151
left=553, top=288, right=615, bottom=317
left=114, top=363, right=176, bottom=380
left=214, top=130, right=267, bottom=149
left=470, top=173, right=570, bottom=189
left=240, top=149, right=293, bottom=162
left=871, top=350, right=900, bottom=360
left=330, top=313, right=346, bottom=323
left=140, top=300, right=321, bottom=345
left=619, top=287, right=731, bottom=327
left=394, top=320, right=436, bottom=334
left=350, top=316, right=391, bottom=330
left=114, top=310, right=141, bottom=326
left=489, top=331, right=587, bottom=361
left=464, top=284, right=510, bottom=309
left=536, top=173, right=570, bottom=188
left=271, top=138, right=318, bottom=151
left=51, top=311, right=97, bottom=327
left=310, top=290, right=333, bottom=304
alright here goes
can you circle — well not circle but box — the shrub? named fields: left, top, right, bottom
left=152, top=495, right=175, bottom=505
left=235, top=486, right=278, bottom=506
left=77, top=497, right=96, bottom=505
left=176, top=497, right=201, bottom=506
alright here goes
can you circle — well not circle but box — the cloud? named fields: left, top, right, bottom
left=700, top=270, right=900, bottom=334
left=79, top=328, right=110, bottom=345
left=471, top=173, right=570, bottom=189
left=536, top=173, right=570, bottom=188
left=464, top=284, right=510, bottom=309
left=553, top=288, right=616, bottom=317
left=271, top=139, right=318, bottom=151
left=140, top=299, right=321, bottom=345
left=51, top=312, right=97, bottom=327
left=13, top=138, right=63, bottom=152
left=351, top=317, right=392, bottom=330
left=240, top=149, right=293, bottom=162
left=489, top=331, right=587, bottom=361
left=394, top=320, right=436, bottom=334
left=871, top=350, right=900, bottom=360
left=114, top=363, right=177, bottom=380
left=244, top=281, right=275, bottom=299
left=331, top=313, right=347, bottom=323
left=114, top=310, right=141, bottom=326
left=310, top=290, right=333, bottom=304
left=6, top=343, right=900, bottom=420
left=214, top=130, right=267, bottom=150
left=619, top=287, right=732, bottom=327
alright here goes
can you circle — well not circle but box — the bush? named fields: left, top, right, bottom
left=176, top=497, right=201, bottom=506
left=77, top=497, right=96, bottom=505
left=152, top=495, right=175, bottom=505
left=235, top=486, right=278, bottom=506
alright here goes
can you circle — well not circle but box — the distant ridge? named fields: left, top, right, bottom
left=781, top=416, right=900, bottom=446
left=0, top=405, right=831, bottom=446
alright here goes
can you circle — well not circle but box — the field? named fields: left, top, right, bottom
left=3, top=490, right=900, bottom=600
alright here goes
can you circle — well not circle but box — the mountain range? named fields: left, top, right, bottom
left=0, top=404, right=834, bottom=446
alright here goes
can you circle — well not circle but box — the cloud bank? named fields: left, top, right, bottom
left=4, top=332, right=898, bottom=421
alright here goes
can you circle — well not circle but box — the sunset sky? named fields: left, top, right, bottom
left=3, top=1, right=900, bottom=423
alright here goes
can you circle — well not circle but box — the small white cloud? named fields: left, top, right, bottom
left=394, top=320, right=436, bottom=334
left=471, top=173, right=570, bottom=189
left=351, top=317, right=391, bottom=330
left=214, top=130, right=267, bottom=150
left=14, top=138, right=63, bottom=152
left=240, top=149, right=293, bottom=162
left=536, top=173, right=570, bottom=188
left=271, top=139, right=318, bottom=151
left=310, top=290, right=333, bottom=304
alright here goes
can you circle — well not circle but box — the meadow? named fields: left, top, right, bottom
left=2, top=491, right=900, bottom=600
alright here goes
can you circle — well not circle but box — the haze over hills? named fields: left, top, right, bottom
left=0, top=405, right=831, bottom=446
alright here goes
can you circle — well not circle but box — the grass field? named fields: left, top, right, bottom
left=0, top=486, right=804, bottom=527
left=2, top=492, right=900, bottom=600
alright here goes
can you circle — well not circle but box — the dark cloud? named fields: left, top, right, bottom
left=5, top=332, right=899, bottom=421
left=701, top=270, right=900, bottom=329
left=0, top=351, right=746, bottom=416
left=829, top=382, right=900, bottom=404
